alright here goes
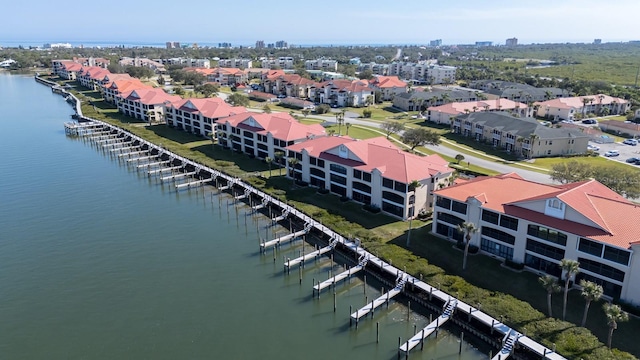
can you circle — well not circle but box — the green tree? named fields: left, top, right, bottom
left=381, top=121, right=405, bottom=139
left=315, top=104, right=330, bottom=114
left=456, top=221, right=478, bottom=271
left=274, top=151, right=285, bottom=175
left=362, top=109, right=372, bottom=118
left=335, top=111, right=345, bottom=135
left=560, top=259, right=580, bottom=321
left=591, top=164, right=640, bottom=198
left=227, top=93, right=250, bottom=107
left=358, top=69, right=373, bottom=80
left=301, top=108, right=310, bottom=118
left=402, top=128, right=441, bottom=150
left=287, top=157, right=299, bottom=185
left=345, top=122, right=352, bottom=136
left=174, top=86, right=185, bottom=96
left=195, top=83, right=219, bottom=98
left=603, top=303, right=629, bottom=349
left=580, top=279, right=603, bottom=327
left=539, top=275, right=561, bottom=317
left=263, top=105, right=272, bottom=113
left=265, top=156, right=273, bottom=177
left=550, top=160, right=593, bottom=184
left=455, top=154, right=465, bottom=164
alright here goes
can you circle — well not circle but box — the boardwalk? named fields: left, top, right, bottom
left=351, top=278, right=406, bottom=322
left=399, top=299, right=457, bottom=353
left=313, top=257, right=367, bottom=293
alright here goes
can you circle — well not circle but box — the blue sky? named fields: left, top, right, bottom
left=2, top=0, right=640, bottom=46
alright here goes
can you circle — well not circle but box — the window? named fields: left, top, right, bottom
left=578, top=238, right=604, bottom=257
left=526, top=239, right=565, bottom=260
left=330, top=163, right=347, bottom=175
left=499, top=215, right=519, bottom=231
left=435, top=196, right=451, bottom=210
left=437, top=212, right=465, bottom=227
left=527, top=225, right=567, bottom=246
left=525, top=254, right=562, bottom=277
left=451, top=201, right=468, bottom=215
left=330, top=174, right=347, bottom=185
left=482, top=210, right=499, bottom=225
left=481, top=238, right=514, bottom=260
left=317, top=159, right=325, bottom=168
left=352, top=181, right=371, bottom=193
left=575, top=273, right=622, bottom=299
left=243, top=130, right=253, bottom=138
left=603, top=246, right=631, bottom=266
left=578, top=257, right=625, bottom=282
left=382, top=178, right=394, bottom=189
left=481, top=226, right=515, bottom=245
left=548, top=199, right=562, bottom=209
left=309, top=157, right=317, bottom=166
left=353, top=169, right=362, bottom=179
left=394, top=182, right=407, bottom=193
left=310, top=168, right=325, bottom=178
left=382, top=191, right=404, bottom=204
left=382, top=201, right=404, bottom=217
left=362, top=172, right=371, bottom=182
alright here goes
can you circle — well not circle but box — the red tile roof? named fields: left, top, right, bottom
left=119, top=88, right=181, bottom=105
left=534, top=94, right=628, bottom=110
left=434, top=173, right=640, bottom=248
left=216, top=112, right=326, bottom=141
left=287, top=136, right=453, bottom=183
left=370, top=76, right=407, bottom=89
left=105, top=78, right=150, bottom=93
left=168, top=98, right=246, bottom=119
left=428, top=99, right=527, bottom=115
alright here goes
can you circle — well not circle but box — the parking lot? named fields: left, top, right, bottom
left=592, top=139, right=640, bottom=165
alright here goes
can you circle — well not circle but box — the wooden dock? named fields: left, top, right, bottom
left=271, top=209, right=290, bottom=223
left=399, top=299, right=457, bottom=353
left=491, top=330, right=519, bottom=360
left=175, top=178, right=211, bottom=190
left=351, top=278, right=406, bottom=322
left=260, top=224, right=311, bottom=252
left=313, top=258, right=367, bottom=293
left=160, top=171, right=197, bottom=182
left=148, top=166, right=182, bottom=175
left=137, top=160, right=169, bottom=168
left=283, top=239, right=337, bottom=269
left=126, top=155, right=157, bottom=163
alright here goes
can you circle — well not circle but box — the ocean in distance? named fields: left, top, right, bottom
left=0, top=73, right=488, bottom=359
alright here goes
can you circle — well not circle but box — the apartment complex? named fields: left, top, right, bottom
left=309, top=79, right=374, bottom=107
left=165, top=98, right=246, bottom=137
left=388, top=62, right=456, bottom=84
left=427, top=99, right=529, bottom=124
left=469, top=80, right=567, bottom=103
left=393, top=89, right=479, bottom=111
left=433, top=173, right=640, bottom=303
left=218, top=58, right=253, bottom=69
left=261, top=57, right=294, bottom=70
left=115, top=88, right=181, bottom=123
left=535, top=94, right=630, bottom=121
left=304, top=59, right=338, bottom=71
left=286, top=136, right=453, bottom=219
left=215, top=112, right=326, bottom=160
left=452, top=112, right=589, bottom=158
left=118, top=57, right=166, bottom=73
left=369, top=76, right=408, bottom=101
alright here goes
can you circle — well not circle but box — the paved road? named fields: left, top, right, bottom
left=310, top=114, right=554, bottom=184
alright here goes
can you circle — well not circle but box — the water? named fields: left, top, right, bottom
left=0, top=73, right=488, bottom=359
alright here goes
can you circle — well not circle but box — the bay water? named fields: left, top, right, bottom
left=0, top=73, right=487, bottom=359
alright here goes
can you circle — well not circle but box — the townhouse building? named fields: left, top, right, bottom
left=57, top=61, right=83, bottom=80
left=432, top=173, right=640, bottom=304
left=72, top=57, right=110, bottom=68
left=77, top=66, right=111, bottom=90
left=102, top=76, right=149, bottom=104
left=218, top=58, right=253, bottom=69
left=304, top=59, right=338, bottom=71
left=165, top=98, right=246, bottom=137
left=263, top=74, right=316, bottom=98
left=388, top=62, right=456, bottom=84
left=118, top=57, right=166, bottom=73
left=286, top=136, right=453, bottom=219
left=309, top=80, right=374, bottom=107
left=369, top=76, right=408, bottom=101
left=215, top=112, right=326, bottom=160
left=535, top=94, right=630, bottom=121
left=469, top=81, right=566, bottom=103
left=185, top=67, right=248, bottom=86
left=358, top=62, right=389, bottom=76
left=261, top=57, right=294, bottom=70
left=452, top=112, right=589, bottom=158
left=393, top=89, right=479, bottom=111
left=427, top=99, right=529, bottom=124
left=115, top=88, right=181, bottom=123
left=157, top=58, right=211, bottom=68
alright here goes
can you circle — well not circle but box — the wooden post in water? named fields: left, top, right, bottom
left=364, top=275, right=367, bottom=296
left=376, top=322, right=379, bottom=343
left=407, top=301, right=410, bottom=321
left=298, top=264, right=302, bottom=284
left=397, top=337, right=401, bottom=360
left=333, top=292, right=336, bottom=312
left=273, top=247, right=276, bottom=263
left=413, top=324, right=417, bottom=335
left=459, top=332, right=464, bottom=354
left=350, top=305, right=353, bottom=327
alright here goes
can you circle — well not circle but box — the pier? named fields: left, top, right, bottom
left=58, top=112, right=568, bottom=360
left=175, top=178, right=212, bottom=190
left=399, top=299, right=457, bottom=354
left=491, top=330, right=519, bottom=360
left=313, top=256, right=367, bottom=293
left=260, top=224, right=311, bottom=252
left=160, top=171, right=197, bottom=182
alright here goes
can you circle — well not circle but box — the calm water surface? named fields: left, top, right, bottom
left=0, top=73, right=488, bottom=359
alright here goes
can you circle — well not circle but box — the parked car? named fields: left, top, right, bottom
left=604, top=150, right=620, bottom=157
left=587, top=144, right=600, bottom=151
left=626, top=157, right=640, bottom=164
left=622, top=139, right=638, bottom=146
left=582, top=119, right=597, bottom=124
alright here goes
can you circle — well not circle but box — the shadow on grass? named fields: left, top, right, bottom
left=383, top=106, right=403, bottom=113
left=192, top=144, right=271, bottom=173
left=148, top=125, right=205, bottom=144
left=441, top=133, right=520, bottom=162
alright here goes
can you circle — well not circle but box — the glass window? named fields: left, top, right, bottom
left=499, top=215, right=519, bottom=231
left=382, top=201, right=404, bottom=217
left=526, top=239, right=565, bottom=260
left=353, top=169, right=362, bottom=179
left=578, top=238, right=604, bottom=257
left=482, top=210, right=499, bottom=225
left=481, top=238, right=513, bottom=260
left=435, top=196, right=451, bottom=210
left=578, top=257, right=625, bottom=282
left=362, top=172, right=371, bottom=182
left=382, top=178, right=394, bottom=189
left=317, top=159, right=325, bottom=168
left=352, top=181, right=371, bottom=193
left=527, top=225, right=567, bottom=246
left=481, top=226, right=515, bottom=245
left=451, top=201, right=468, bottom=215
left=525, top=254, right=562, bottom=277
left=575, top=273, right=622, bottom=299
left=330, top=163, right=347, bottom=175
left=437, top=212, right=465, bottom=227
left=310, top=168, right=325, bottom=178
left=394, top=182, right=407, bottom=193
left=309, top=157, right=317, bottom=166
left=330, top=174, right=347, bottom=185
left=603, top=246, right=631, bottom=266
left=382, top=191, right=404, bottom=204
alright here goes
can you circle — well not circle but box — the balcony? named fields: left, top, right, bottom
left=522, top=143, right=531, bottom=150
left=492, top=133, right=501, bottom=140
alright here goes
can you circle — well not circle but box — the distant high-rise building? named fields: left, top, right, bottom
left=594, top=39, right=602, bottom=45
left=506, top=38, right=518, bottom=46
left=218, top=42, right=232, bottom=48
left=255, top=40, right=265, bottom=49
left=429, top=39, right=442, bottom=47
left=166, top=41, right=180, bottom=49
left=475, top=41, right=493, bottom=47
left=275, top=40, right=288, bottom=49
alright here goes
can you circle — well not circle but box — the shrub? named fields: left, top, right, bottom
left=294, top=180, right=308, bottom=187
left=340, top=196, right=350, bottom=202
left=504, top=258, right=525, bottom=270
left=362, top=109, right=372, bottom=118
left=315, top=104, right=330, bottom=114
left=363, top=204, right=380, bottom=213
left=317, top=187, right=330, bottom=194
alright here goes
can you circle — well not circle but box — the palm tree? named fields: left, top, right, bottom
left=265, top=156, right=273, bottom=177
left=335, top=112, right=345, bottom=135
left=580, top=280, right=603, bottom=327
left=581, top=97, right=593, bottom=117
left=345, top=122, right=352, bottom=136
left=528, top=134, right=539, bottom=159
left=301, top=108, right=310, bottom=118
left=287, top=157, right=299, bottom=186
left=539, top=275, right=561, bottom=317
left=560, top=258, right=580, bottom=321
left=274, top=151, right=284, bottom=175
left=603, top=303, right=629, bottom=349
left=456, top=221, right=478, bottom=271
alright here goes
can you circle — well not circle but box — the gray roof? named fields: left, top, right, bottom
left=457, top=112, right=590, bottom=139
left=396, top=89, right=478, bottom=101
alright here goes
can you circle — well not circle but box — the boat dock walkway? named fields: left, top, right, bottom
left=284, top=238, right=337, bottom=270
left=351, top=277, right=407, bottom=323
left=148, top=166, right=182, bottom=175
left=491, top=329, right=520, bottom=360
left=175, top=178, right=212, bottom=190
left=161, top=171, right=197, bottom=182
left=260, top=224, right=311, bottom=252
left=399, top=299, right=457, bottom=353
left=313, top=256, right=368, bottom=293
